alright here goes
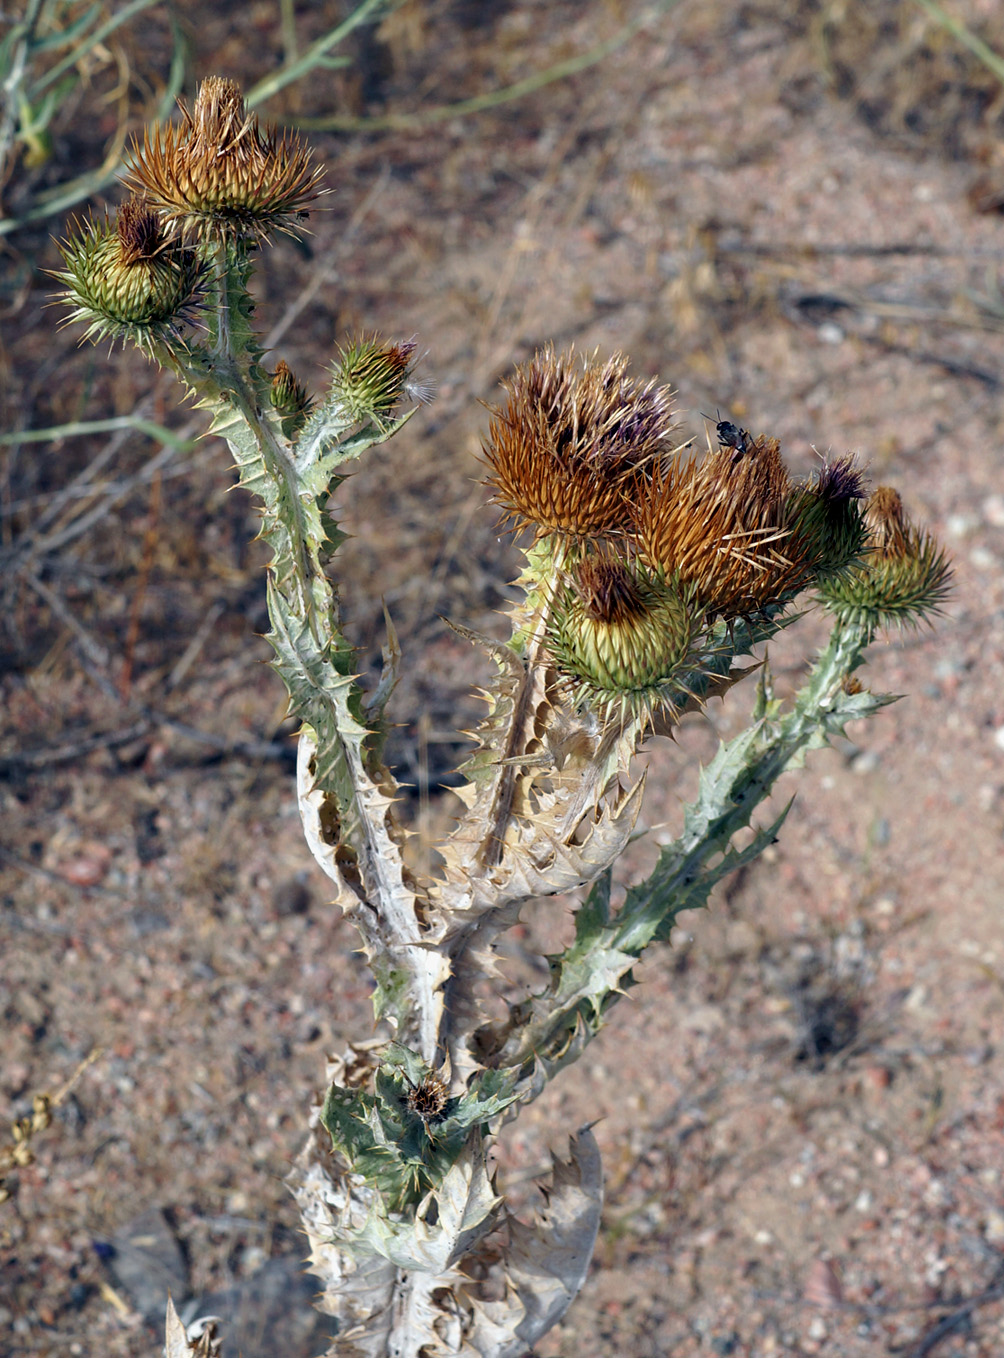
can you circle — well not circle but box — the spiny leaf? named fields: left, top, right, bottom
left=466, top=1129, right=604, bottom=1358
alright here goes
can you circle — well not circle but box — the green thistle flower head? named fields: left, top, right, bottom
left=819, top=485, right=953, bottom=632
left=785, top=456, right=867, bottom=584
left=331, top=336, right=421, bottom=426
left=126, top=76, right=324, bottom=242
left=54, top=198, right=205, bottom=351
left=547, top=553, right=703, bottom=720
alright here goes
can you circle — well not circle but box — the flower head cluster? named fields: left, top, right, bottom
left=54, top=78, right=323, bottom=346
left=126, top=76, right=324, bottom=242
left=481, top=348, right=951, bottom=720
left=54, top=198, right=205, bottom=351
left=635, top=445, right=869, bottom=621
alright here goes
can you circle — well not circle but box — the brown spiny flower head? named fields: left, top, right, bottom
left=547, top=551, right=703, bottom=719
left=483, top=346, right=676, bottom=539
left=54, top=197, right=205, bottom=350
left=573, top=553, right=650, bottom=627
left=405, top=1072, right=449, bottom=1127
left=863, top=484, right=910, bottom=554
left=331, top=335, right=420, bottom=425
left=634, top=435, right=800, bottom=619
left=819, top=485, right=952, bottom=631
left=126, top=76, right=324, bottom=242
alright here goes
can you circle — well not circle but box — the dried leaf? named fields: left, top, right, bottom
left=164, top=1296, right=189, bottom=1358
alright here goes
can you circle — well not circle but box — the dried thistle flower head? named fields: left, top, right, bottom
left=819, top=485, right=953, bottom=631
left=547, top=552, right=703, bottom=719
left=635, top=435, right=800, bottom=618
left=54, top=198, right=205, bottom=350
left=127, top=76, right=324, bottom=242
left=331, top=335, right=420, bottom=426
left=483, top=346, right=676, bottom=538
left=404, top=1071, right=449, bottom=1127
left=636, top=441, right=870, bottom=620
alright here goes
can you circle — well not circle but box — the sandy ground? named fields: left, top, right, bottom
left=3, top=2, right=1004, bottom=1355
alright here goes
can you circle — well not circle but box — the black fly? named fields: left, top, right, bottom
left=704, top=409, right=753, bottom=461
left=717, top=420, right=751, bottom=456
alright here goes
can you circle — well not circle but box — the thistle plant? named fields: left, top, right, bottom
left=55, top=78, right=951, bottom=1358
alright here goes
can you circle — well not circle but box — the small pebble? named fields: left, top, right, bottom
left=870, top=817, right=890, bottom=847
left=933, top=656, right=965, bottom=680
left=56, top=842, right=113, bottom=887
left=804, top=1258, right=843, bottom=1308
left=851, top=749, right=880, bottom=775
left=945, top=513, right=976, bottom=539
left=863, top=1065, right=891, bottom=1092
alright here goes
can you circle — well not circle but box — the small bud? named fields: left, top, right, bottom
left=547, top=554, right=702, bottom=719
left=483, top=346, right=676, bottom=538
left=819, top=486, right=952, bottom=631
left=270, top=358, right=312, bottom=432
left=54, top=199, right=205, bottom=350
left=127, top=76, right=324, bottom=242
left=863, top=484, right=909, bottom=553
left=331, top=336, right=418, bottom=425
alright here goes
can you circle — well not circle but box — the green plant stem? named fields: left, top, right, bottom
left=0, top=0, right=47, bottom=195
left=0, top=415, right=193, bottom=447
left=491, top=616, right=888, bottom=1094
left=915, top=0, right=1004, bottom=86
left=32, top=0, right=164, bottom=96
left=293, top=0, right=683, bottom=133
left=245, top=0, right=389, bottom=109
left=279, top=0, right=299, bottom=66
left=151, top=249, right=447, bottom=1053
